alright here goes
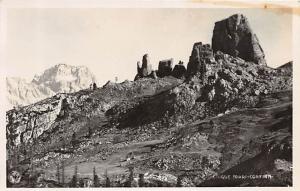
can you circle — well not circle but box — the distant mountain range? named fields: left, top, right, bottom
left=6, top=64, right=97, bottom=109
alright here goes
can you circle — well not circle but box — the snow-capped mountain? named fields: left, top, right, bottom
left=6, top=64, right=97, bottom=110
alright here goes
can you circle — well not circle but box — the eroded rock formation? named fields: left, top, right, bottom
left=157, top=59, right=173, bottom=77
left=212, top=14, right=266, bottom=65
left=135, top=54, right=155, bottom=80
left=172, top=61, right=186, bottom=79
left=141, top=54, right=153, bottom=76
left=186, top=42, right=214, bottom=78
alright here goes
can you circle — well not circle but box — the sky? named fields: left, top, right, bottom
left=3, top=8, right=293, bottom=86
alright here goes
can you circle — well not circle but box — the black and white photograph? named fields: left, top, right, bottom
left=2, top=0, right=299, bottom=189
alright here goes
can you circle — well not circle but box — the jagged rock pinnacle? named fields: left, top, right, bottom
left=212, top=14, right=266, bottom=65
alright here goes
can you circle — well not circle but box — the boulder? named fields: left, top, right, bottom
left=158, top=59, right=173, bottom=77
left=171, top=61, right=186, bottom=79
left=212, top=14, right=266, bottom=65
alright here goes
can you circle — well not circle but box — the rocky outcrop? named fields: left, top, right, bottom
left=7, top=64, right=97, bottom=109
left=185, top=42, right=291, bottom=109
left=277, top=61, right=292, bottom=76
left=212, top=14, right=266, bottom=65
left=150, top=71, right=158, bottom=79
left=137, top=61, right=143, bottom=75
left=141, top=54, right=153, bottom=76
left=186, top=42, right=214, bottom=77
left=135, top=54, right=154, bottom=81
left=157, top=59, right=173, bottom=77
left=6, top=95, right=63, bottom=147
left=172, top=61, right=186, bottom=79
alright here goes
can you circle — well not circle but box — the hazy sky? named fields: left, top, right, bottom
left=4, top=8, right=292, bottom=86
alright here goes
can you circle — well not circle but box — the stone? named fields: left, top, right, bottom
left=217, top=69, right=234, bottom=83
left=150, top=71, right=158, bottom=79
left=236, top=80, right=244, bottom=90
left=134, top=74, right=141, bottom=81
left=142, top=54, right=153, bottom=77
left=208, top=88, right=215, bottom=101
left=254, top=90, right=260, bottom=96
left=233, top=88, right=239, bottom=93
left=134, top=54, right=154, bottom=81
left=158, top=59, right=173, bottom=77
left=249, top=69, right=258, bottom=77
left=277, top=61, right=293, bottom=76
left=137, top=61, right=142, bottom=75
left=172, top=61, right=187, bottom=79
left=274, top=159, right=292, bottom=172
left=212, top=14, right=266, bottom=65
left=236, top=69, right=243, bottom=75
left=186, top=42, right=213, bottom=77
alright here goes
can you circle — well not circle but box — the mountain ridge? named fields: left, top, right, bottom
left=6, top=64, right=97, bottom=109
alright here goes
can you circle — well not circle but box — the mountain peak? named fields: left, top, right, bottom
left=32, top=64, right=96, bottom=92
left=212, top=14, right=266, bottom=65
left=7, top=64, right=97, bottom=109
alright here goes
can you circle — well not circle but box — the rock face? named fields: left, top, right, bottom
left=277, top=61, right=293, bottom=76
left=171, top=61, right=186, bottom=79
left=135, top=54, right=154, bottom=80
left=137, top=61, right=143, bottom=75
left=6, top=64, right=97, bottom=109
left=6, top=78, right=55, bottom=110
left=6, top=95, right=63, bottom=147
left=178, top=41, right=292, bottom=116
left=186, top=42, right=214, bottom=77
left=212, top=14, right=266, bottom=65
left=157, top=59, right=173, bottom=77
left=150, top=71, right=158, bottom=79
left=141, top=54, right=153, bottom=76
